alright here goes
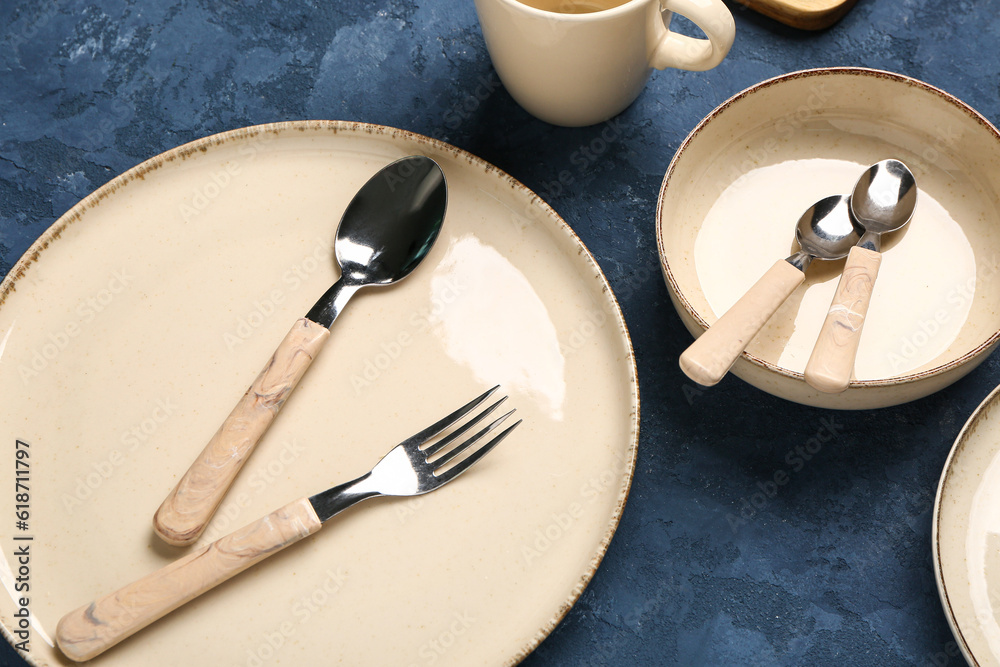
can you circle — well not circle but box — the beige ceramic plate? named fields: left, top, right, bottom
left=657, top=67, right=1000, bottom=409
left=0, top=121, right=638, bottom=666
left=934, top=385, right=1000, bottom=666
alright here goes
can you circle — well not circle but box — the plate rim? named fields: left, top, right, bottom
left=654, top=65, right=1000, bottom=390
left=0, top=120, right=640, bottom=667
left=931, top=383, right=1000, bottom=667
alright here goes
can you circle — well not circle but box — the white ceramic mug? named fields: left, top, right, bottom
left=473, top=0, right=736, bottom=127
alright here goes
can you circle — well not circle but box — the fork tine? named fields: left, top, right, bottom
left=433, top=418, right=521, bottom=484
left=431, top=408, right=516, bottom=467
left=399, top=385, right=499, bottom=449
left=424, top=397, right=508, bottom=458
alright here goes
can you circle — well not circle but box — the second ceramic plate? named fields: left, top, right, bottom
left=935, top=385, right=1000, bottom=667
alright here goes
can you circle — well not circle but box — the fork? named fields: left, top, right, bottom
left=55, top=387, right=520, bottom=662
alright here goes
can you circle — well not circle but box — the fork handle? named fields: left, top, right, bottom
left=57, top=498, right=321, bottom=662
left=154, top=318, right=329, bottom=546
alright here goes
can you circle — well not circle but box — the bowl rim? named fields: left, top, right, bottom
left=655, top=66, right=1000, bottom=389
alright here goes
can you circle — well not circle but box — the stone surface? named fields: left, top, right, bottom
left=2, top=1, right=999, bottom=665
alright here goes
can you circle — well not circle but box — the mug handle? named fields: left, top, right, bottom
left=650, top=0, right=735, bottom=72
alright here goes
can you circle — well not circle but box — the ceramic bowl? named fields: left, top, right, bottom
left=657, top=67, right=1000, bottom=409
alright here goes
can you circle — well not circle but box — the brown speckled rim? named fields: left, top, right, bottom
left=655, top=66, right=1000, bottom=389
left=0, top=120, right=639, bottom=667
left=931, top=384, right=1000, bottom=667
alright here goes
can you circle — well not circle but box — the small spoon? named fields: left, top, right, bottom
left=680, top=195, right=858, bottom=387
left=804, top=159, right=917, bottom=394
left=154, top=155, right=448, bottom=546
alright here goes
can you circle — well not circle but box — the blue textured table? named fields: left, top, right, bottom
left=2, top=1, right=999, bottom=665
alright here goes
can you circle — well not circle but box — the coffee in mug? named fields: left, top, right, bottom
left=517, top=0, right=630, bottom=14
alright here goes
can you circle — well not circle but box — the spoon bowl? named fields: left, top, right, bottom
left=794, top=195, right=859, bottom=264
left=851, top=159, right=918, bottom=239
left=309, top=156, right=447, bottom=325
left=335, top=156, right=447, bottom=286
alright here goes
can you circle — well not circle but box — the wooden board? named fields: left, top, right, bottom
left=737, top=0, right=859, bottom=30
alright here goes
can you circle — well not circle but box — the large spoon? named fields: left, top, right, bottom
left=804, top=159, right=917, bottom=394
left=153, top=155, right=448, bottom=546
left=680, top=195, right=859, bottom=387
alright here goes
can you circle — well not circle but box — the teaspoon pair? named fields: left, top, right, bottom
left=680, top=159, right=918, bottom=393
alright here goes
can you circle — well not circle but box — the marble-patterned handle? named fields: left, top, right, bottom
left=680, top=259, right=805, bottom=387
left=154, top=318, right=329, bottom=546
left=57, top=498, right=322, bottom=662
left=804, top=246, right=882, bottom=394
